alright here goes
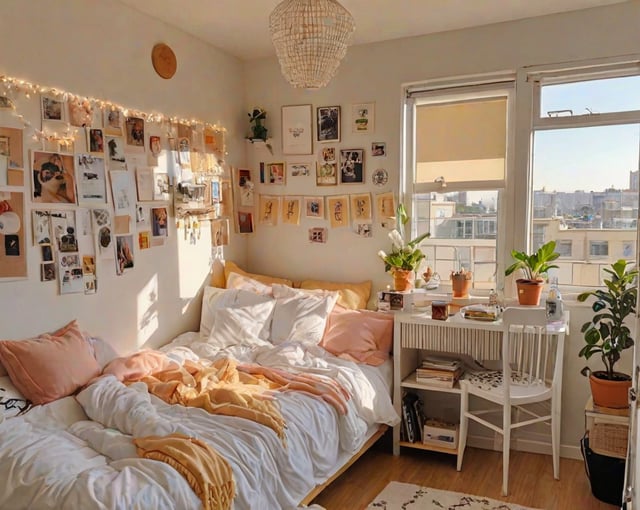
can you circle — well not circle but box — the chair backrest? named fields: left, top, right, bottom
left=501, top=307, right=565, bottom=393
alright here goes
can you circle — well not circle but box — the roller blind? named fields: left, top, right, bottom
left=415, top=97, right=507, bottom=186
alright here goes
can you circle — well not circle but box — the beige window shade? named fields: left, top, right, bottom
left=416, top=98, right=506, bottom=185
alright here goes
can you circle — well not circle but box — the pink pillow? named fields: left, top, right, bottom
left=0, top=320, right=101, bottom=405
left=103, top=350, right=178, bottom=382
left=320, top=307, right=394, bottom=366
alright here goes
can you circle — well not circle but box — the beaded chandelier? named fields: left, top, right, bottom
left=269, top=0, right=356, bottom=89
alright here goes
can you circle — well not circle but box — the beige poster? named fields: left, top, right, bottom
left=350, top=193, right=372, bottom=223
left=327, top=195, right=348, bottom=228
left=282, top=197, right=301, bottom=226
left=259, top=195, right=280, bottom=226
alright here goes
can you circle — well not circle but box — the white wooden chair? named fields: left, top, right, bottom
left=456, top=307, right=565, bottom=496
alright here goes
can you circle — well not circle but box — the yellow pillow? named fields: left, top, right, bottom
left=298, top=279, right=371, bottom=310
left=209, top=259, right=226, bottom=288
left=223, top=261, right=293, bottom=288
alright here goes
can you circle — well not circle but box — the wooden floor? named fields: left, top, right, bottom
left=312, top=433, right=618, bottom=510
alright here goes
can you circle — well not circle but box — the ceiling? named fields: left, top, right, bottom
left=117, top=0, right=626, bottom=60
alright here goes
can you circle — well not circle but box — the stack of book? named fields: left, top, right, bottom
left=401, top=392, right=424, bottom=443
left=415, top=356, right=464, bottom=388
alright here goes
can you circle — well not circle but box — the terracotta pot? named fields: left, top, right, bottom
left=393, top=269, right=413, bottom=292
left=589, top=371, right=632, bottom=409
left=451, top=274, right=472, bottom=298
left=515, top=278, right=544, bottom=306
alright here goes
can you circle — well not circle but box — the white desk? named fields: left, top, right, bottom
left=392, top=309, right=568, bottom=457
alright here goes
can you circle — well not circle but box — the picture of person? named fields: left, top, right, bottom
left=339, top=149, right=364, bottom=184
left=32, top=151, right=76, bottom=204
left=317, top=106, right=340, bottom=142
left=151, top=207, right=168, bottom=237
left=268, top=163, right=285, bottom=184
left=41, top=96, right=63, bottom=121
left=89, top=129, right=104, bottom=153
left=126, top=117, right=145, bottom=146
left=41, top=263, right=56, bottom=281
left=316, top=161, right=337, bottom=186
left=104, top=109, right=123, bottom=136
left=371, top=142, right=386, bottom=156
left=116, top=235, right=134, bottom=274
left=149, top=135, right=161, bottom=157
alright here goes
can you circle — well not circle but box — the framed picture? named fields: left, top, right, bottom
left=281, top=104, right=313, bottom=155
left=350, top=192, right=372, bottom=222
left=125, top=116, right=145, bottom=147
left=282, top=197, right=301, bottom=225
left=259, top=195, right=280, bottom=226
left=41, top=95, right=64, bottom=122
left=304, top=196, right=325, bottom=219
left=320, top=147, right=336, bottom=163
left=351, top=102, right=375, bottom=133
left=316, top=106, right=340, bottom=143
left=31, top=151, right=76, bottom=204
left=87, top=128, right=105, bottom=154
left=327, top=195, right=349, bottom=228
left=371, top=142, right=386, bottom=156
left=339, top=149, right=364, bottom=184
left=290, top=162, right=311, bottom=177
left=68, top=98, right=93, bottom=127
left=309, top=227, right=327, bottom=244
left=376, top=191, right=396, bottom=227
left=267, top=162, right=286, bottom=185
left=316, top=161, right=337, bottom=186
left=104, top=109, right=124, bottom=136
left=237, top=211, right=254, bottom=234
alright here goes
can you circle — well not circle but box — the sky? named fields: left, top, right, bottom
left=532, top=76, right=640, bottom=193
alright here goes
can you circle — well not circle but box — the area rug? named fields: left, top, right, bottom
left=366, top=481, right=540, bottom=510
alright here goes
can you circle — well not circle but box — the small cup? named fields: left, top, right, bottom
left=431, top=300, right=449, bottom=320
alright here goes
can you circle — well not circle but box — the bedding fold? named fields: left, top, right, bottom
left=134, top=432, right=234, bottom=510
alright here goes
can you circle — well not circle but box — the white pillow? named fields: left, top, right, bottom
left=271, top=284, right=339, bottom=346
left=0, top=375, right=31, bottom=421
left=226, top=272, right=273, bottom=296
left=208, top=301, right=276, bottom=349
left=200, top=287, right=275, bottom=340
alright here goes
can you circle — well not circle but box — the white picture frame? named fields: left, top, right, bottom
left=281, top=104, right=313, bottom=155
left=351, top=102, right=375, bottom=133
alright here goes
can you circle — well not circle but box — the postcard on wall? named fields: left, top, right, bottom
left=151, top=207, right=168, bottom=237
left=68, top=98, right=93, bottom=127
left=41, top=262, right=56, bottom=282
left=41, top=95, right=64, bottom=122
left=115, top=234, right=135, bottom=275
left=87, top=128, right=105, bottom=155
left=290, top=162, right=311, bottom=177
left=153, top=170, right=170, bottom=201
left=76, top=154, right=107, bottom=204
left=104, top=109, right=123, bottom=136
left=317, top=106, right=340, bottom=143
left=267, top=162, right=286, bottom=185
left=0, top=191, right=27, bottom=280
left=32, top=210, right=52, bottom=245
left=340, top=149, right=364, bottom=184
left=316, top=161, right=337, bottom=186
left=355, top=223, right=373, bottom=238
left=350, top=192, right=372, bottom=222
left=304, top=196, right=325, bottom=219
left=327, top=195, right=349, bottom=228
left=309, top=227, right=327, bottom=244
left=237, top=168, right=254, bottom=207
left=376, top=191, right=395, bottom=227
left=211, top=218, right=229, bottom=247
left=91, top=208, right=114, bottom=258
left=47, top=210, right=77, bottom=254
left=109, top=170, right=134, bottom=215
left=138, top=230, right=151, bottom=250
left=105, top=136, right=126, bottom=170
left=31, top=151, right=76, bottom=205
left=259, top=195, right=280, bottom=226
left=125, top=116, right=145, bottom=149
left=351, top=102, right=375, bottom=133
left=135, top=167, right=154, bottom=201
left=237, top=211, right=254, bottom=234
left=282, top=197, right=301, bottom=226
left=58, top=253, right=84, bottom=294
left=82, top=255, right=97, bottom=294
left=281, top=104, right=313, bottom=155
left=0, top=126, right=24, bottom=182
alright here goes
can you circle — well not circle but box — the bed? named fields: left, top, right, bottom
left=0, top=271, right=399, bottom=509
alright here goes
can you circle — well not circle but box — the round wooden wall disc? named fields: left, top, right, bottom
left=151, top=43, right=177, bottom=79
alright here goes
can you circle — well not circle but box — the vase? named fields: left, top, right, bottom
left=589, top=371, right=632, bottom=409
left=451, top=274, right=472, bottom=298
left=515, top=278, right=544, bottom=306
left=393, top=269, right=413, bottom=291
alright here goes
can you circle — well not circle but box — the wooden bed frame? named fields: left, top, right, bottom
left=299, top=424, right=388, bottom=505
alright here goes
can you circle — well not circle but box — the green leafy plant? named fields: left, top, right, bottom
left=504, top=240, right=560, bottom=281
left=578, top=259, right=638, bottom=380
left=377, top=203, right=430, bottom=272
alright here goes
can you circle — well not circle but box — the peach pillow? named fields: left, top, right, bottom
left=103, top=350, right=178, bottom=382
left=223, top=261, right=293, bottom=288
left=0, top=320, right=101, bottom=405
left=320, top=307, right=394, bottom=366
left=298, top=279, right=372, bottom=310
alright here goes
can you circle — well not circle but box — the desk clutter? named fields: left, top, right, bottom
left=400, top=392, right=459, bottom=448
left=415, top=356, right=464, bottom=388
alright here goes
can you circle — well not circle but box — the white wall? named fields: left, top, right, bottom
left=243, top=2, right=640, bottom=457
left=0, top=0, right=247, bottom=353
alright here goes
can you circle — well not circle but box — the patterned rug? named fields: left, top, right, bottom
left=366, top=481, right=540, bottom=510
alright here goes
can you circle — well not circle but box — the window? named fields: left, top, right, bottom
left=404, top=79, right=513, bottom=291
left=530, top=65, right=640, bottom=288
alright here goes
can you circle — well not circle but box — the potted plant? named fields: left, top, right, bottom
left=377, top=203, right=430, bottom=291
left=505, top=240, right=560, bottom=305
left=450, top=268, right=473, bottom=298
left=578, top=259, right=638, bottom=408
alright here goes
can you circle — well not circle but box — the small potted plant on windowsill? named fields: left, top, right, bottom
left=578, top=259, right=638, bottom=409
left=505, top=240, right=560, bottom=305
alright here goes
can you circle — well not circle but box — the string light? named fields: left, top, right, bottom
left=0, top=74, right=228, bottom=147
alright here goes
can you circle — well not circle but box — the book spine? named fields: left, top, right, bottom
left=402, top=399, right=416, bottom=442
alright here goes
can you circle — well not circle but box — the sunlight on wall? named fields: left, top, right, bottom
left=177, top=222, right=213, bottom=304
left=137, top=274, right=159, bottom=346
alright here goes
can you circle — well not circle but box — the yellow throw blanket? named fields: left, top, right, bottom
left=134, top=433, right=234, bottom=510
left=131, top=357, right=287, bottom=441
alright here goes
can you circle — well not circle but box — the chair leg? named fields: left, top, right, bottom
left=502, top=404, right=511, bottom=496
left=457, top=388, right=469, bottom=471
left=552, top=395, right=560, bottom=480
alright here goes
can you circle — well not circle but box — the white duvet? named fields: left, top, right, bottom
left=0, top=334, right=399, bottom=510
